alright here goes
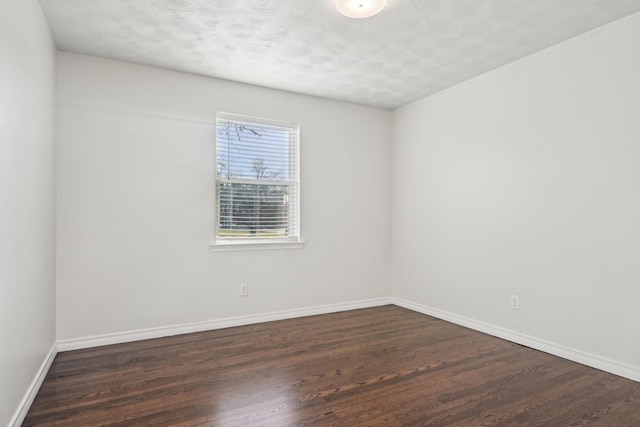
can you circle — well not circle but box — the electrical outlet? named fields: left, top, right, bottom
left=240, top=283, right=248, bottom=297
left=510, top=294, right=520, bottom=310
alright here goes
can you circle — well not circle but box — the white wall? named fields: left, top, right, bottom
left=0, top=1, right=57, bottom=425
left=56, top=53, right=391, bottom=341
left=392, top=12, right=640, bottom=373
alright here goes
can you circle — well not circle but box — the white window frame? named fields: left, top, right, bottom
left=210, top=112, right=303, bottom=252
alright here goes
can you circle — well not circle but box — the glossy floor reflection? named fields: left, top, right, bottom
left=24, top=306, right=640, bottom=426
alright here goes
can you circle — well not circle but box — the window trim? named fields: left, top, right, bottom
left=209, top=239, right=305, bottom=252
left=211, top=112, right=302, bottom=250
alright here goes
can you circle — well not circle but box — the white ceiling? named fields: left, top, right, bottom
left=39, top=0, right=640, bottom=110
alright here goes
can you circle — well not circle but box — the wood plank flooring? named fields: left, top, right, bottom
left=23, top=305, right=640, bottom=426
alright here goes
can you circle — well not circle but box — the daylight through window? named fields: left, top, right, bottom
left=215, top=113, right=299, bottom=243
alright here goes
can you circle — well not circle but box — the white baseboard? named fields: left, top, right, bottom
left=392, top=297, right=640, bottom=383
left=17, top=296, right=639, bottom=427
left=9, top=342, right=57, bottom=427
left=57, top=297, right=393, bottom=352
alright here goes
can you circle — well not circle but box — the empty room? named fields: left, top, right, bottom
left=2, top=0, right=640, bottom=425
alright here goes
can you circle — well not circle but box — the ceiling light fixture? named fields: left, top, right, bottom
left=336, top=0, right=387, bottom=18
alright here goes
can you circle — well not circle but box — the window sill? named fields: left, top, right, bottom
left=210, top=240, right=306, bottom=252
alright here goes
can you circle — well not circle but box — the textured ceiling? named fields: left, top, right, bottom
left=39, top=0, right=640, bottom=109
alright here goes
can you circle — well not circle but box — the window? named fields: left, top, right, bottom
left=214, top=113, right=301, bottom=249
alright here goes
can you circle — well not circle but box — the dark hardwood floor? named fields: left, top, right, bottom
left=23, top=305, right=640, bottom=426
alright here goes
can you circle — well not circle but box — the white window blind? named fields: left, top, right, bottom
left=215, top=113, right=299, bottom=243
